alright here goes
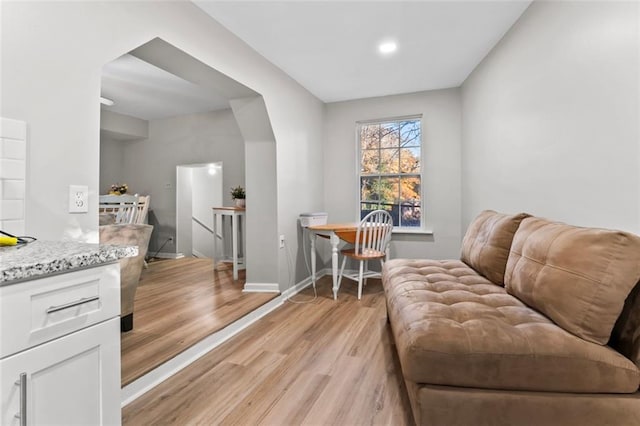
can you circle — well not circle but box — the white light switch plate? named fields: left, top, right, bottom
left=69, top=185, right=88, bottom=213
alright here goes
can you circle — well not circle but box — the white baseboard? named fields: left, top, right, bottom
left=152, top=252, right=185, bottom=259
left=121, top=270, right=329, bottom=406
left=282, top=268, right=330, bottom=298
left=243, top=282, right=279, bottom=293
left=191, top=249, right=209, bottom=259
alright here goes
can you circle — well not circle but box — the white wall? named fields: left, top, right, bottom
left=100, top=110, right=148, bottom=140
left=324, top=88, right=462, bottom=261
left=462, top=1, right=640, bottom=233
left=176, top=166, right=193, bottom=257
left=2, top=1, right=324, bottom=289
left=99, top=133, right=125, bottom=194
left=271, top=92, right=325, bottom=287
left=230, top=96, right=279, bottom=286
left=120, top=109, right=243, bottom=253
left=0, top=118, right=27, bottom=235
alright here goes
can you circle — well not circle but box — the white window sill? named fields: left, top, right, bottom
left=392, top=228, right=434, bottom=236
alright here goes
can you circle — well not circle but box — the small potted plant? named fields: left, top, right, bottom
left=231, top=185, right=246, bottom=208
left=109, top=183, right=128, bottom=195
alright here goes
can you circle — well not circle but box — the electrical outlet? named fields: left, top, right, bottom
left=279, top=235, right=285, bottom=249
left=69, top=185, right=88, bottom=213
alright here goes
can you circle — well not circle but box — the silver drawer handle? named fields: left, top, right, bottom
left=14, top=372, right=26, bottom=426
left=46, top=296, right=100, bottom=314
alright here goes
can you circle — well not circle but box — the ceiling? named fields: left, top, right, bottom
left=194, top=1, right=532, bottom=102
left=101, top=54, right=230, bottom=120
left=100, top=1, right=531, bottom=120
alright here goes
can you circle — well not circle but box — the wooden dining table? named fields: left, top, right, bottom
left=307, top=222, right=359, bottom=300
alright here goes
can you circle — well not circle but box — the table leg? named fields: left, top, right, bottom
left=330, top=233, right=340, bottom=300
left=239, top=214, right=244, bottom=259
left=232, top=213, right=238, bottom=281
left=310, top=231, right=316, bottom=290
left=213, top=213, right=218, bottom=271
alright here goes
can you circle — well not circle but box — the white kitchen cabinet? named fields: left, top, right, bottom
left=1, top=318, right=120, bottom=425
left=0, top=263, right=122, bottom=426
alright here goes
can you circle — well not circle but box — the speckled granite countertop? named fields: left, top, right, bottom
left=0, top=240, right=137, bottom=284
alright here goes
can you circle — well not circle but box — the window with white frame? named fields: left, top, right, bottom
left=358, top=116, right=422, bottom=228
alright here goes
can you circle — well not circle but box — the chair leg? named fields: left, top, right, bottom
left=338, top=255, right=348, bottom=293
left=364, top=260, right=369, bottom=288
left=358, top=260, right=364, bottom=300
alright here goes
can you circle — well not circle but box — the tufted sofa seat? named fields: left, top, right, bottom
left=384, top=259, right=639, bottom=394
left=383, top=211, right=640, bottom=425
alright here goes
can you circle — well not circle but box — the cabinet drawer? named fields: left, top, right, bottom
left=0, top=263, right=120, bottom=358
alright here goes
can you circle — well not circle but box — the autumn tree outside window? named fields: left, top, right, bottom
left=358, top=116, right=422, bottom=228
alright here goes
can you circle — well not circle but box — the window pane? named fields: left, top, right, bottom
left=379, top=148, right=400, bottom=173
left=400, top=120, right=421, bottom=147
left=399, top=200, right=421, bottom=227
left=400, top=176, right=421, bottom=202
left=360, top=202, right=382, bottom=219
left=378, top=176, right=400, bottom=208
left=360, top=176, right=379, bottom=201
left=380, top=122, right=399, bottom=148
left=400, top=147, right=420, bottom=173
left=361, top=149, right=379, bottom=173
left=399, top=176, right=421, bottom=227
left=362, top=175, right=398, bottom=201
left=360, top=124, right=380, bottom=150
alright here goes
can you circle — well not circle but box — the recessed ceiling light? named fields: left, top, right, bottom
left=100, top=96, right=114, bottom=106
left=378, top=41, right=397, bottom=55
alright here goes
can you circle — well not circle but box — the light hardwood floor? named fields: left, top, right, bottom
left=122, top=276, right=414, bottom=425
left=121, top=258, right=278, bottom=386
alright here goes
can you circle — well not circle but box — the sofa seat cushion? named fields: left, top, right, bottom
left=382, top=259, right=640, bottom=393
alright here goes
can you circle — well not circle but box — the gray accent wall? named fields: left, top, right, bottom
left=117, top=109, right=244, bottom=254
left=461, top=1, right=640, bottom=233
left=99, top=134, right=125, bottom=195
left=324, top=89, right=463, bottom=260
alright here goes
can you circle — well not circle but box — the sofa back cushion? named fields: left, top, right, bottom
left=460, top=210, right=530, bottom=285
left=505, top=217, right=640, bottom=345
left=610, top=281, right=640, bottom=368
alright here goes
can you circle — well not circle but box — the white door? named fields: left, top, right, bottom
left=0, top=318, right=121, bottom=426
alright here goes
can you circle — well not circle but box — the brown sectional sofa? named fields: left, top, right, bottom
left=382, top=210, right=640, bottom=425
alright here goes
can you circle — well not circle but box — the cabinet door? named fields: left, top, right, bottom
left=1, top=318, right=120, bottom=426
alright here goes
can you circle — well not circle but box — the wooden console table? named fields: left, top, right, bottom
left=212, top=207, right=246, bottom=281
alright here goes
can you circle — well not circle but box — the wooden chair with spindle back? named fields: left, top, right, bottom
left=133, top=195, right=150, bottom=224
left=337, top=210, right=394, bottom=300
left=99, top=194, right=139, bottom=224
